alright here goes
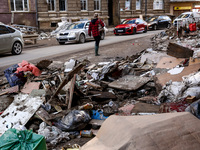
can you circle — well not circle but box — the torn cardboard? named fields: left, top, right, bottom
left=81, top=112, right=200, bottom=150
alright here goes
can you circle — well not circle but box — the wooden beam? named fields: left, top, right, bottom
left=52, top=63, right=84, bottom=98
left=68, top=74, right=76, bottom=109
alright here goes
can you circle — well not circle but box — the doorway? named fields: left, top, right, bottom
left=108, top=0, right=113, bottom=25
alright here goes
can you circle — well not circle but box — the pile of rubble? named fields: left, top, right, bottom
left=1, top=27, right=200, bottom=149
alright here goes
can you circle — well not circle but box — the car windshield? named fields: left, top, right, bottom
left=121, top=19, right=136, bottom=24
left=147, top=16, right=158, bottom=22
left=68, top=22, right=85, bottom=29
left=177, top=14, right=190, bottom=19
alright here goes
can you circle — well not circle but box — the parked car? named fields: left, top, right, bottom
left=56, top=20, right=106, bottom=45
left=147, top=15, right=171, bottom=30
left=113, top=18, right=148, bottom=35
left=0, top=24, right=24, bottom=55
left=173, top=12, right=200, bottom=26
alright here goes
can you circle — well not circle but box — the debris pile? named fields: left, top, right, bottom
left=1, top=27, right=200, bottom=149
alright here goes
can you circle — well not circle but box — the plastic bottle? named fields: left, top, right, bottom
left=80, top=130, right=93, bottom=138
left=78, top=103, right=93, bottom=110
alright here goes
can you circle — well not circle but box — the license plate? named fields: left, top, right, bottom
left=118, top=30, right=123, bottom=32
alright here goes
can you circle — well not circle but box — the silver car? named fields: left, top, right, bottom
left=56, top=20, right=105, bottom=45
left=0, top=24, right=24, bottom=55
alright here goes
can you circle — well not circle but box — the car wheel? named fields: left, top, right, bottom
left=59, top=42, right=65, bottom=45
left=143, top=26, right=147, bottom=33
left=153, top=25, right=157, bottom=30
left=101, top=32, right=105, bottom=40
left=11, top=42, right=22, bottom=55
left=79, top=34, right=85, bottom=43
left=115, top=34, right=119, bottom=36
left=132, top=28, right=136, bottom=34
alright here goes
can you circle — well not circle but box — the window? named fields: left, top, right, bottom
left=59, top=0, right=67, bottom=11
left=10, top=0, right=29, bottom=11
left=94, top=0, right=100, bottom=11
left=0, top=26, right=10, bottom=34
left=7, top=27, right=16, bottom=33
left=48, top=0, right=55, bottom=11
left=153, top=0, right=163, bottom=10
left=81, top=0, right=87, bottom=10
left=51, top=22, right=57, bottom=27
left=125, top=0, right=130, bottom=10
left=136, top=0, right=141, bottom=10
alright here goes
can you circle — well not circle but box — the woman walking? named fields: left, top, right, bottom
left=88, top=13, right=104, bottom=56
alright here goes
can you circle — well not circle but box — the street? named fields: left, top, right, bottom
left=0, top=30, right=161, bottom=70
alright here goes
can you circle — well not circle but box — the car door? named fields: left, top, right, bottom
left=85, top=21, right=91, bottom=39
left=158, top=16, right=165, bottom=28
left=136, top=19, right=142, bottom=31
left=0, top=25, right=12, bottom=53
left=162, top=16, right=170, bottom=28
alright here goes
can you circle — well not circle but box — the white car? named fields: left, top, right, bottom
left=0, top=24, right=24, bottom=55
left=173, top=12, right=200, bottom=26
left=56, top=20, right=105, bottom=45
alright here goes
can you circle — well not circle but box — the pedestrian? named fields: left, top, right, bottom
left=88, top=13, right=105, bottom=56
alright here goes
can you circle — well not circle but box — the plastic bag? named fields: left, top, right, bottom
left=0, top=128, right=46, bottom=150
left=185, top=99, right=200, bottom=119
left=54, top=110, right=91, bottom=131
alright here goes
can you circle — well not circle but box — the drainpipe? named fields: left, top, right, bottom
left=35, top=0, right=38, bottom=28
left=145, top=0, right=147, bottom=20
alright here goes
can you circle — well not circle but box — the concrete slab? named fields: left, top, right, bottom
left=108, top=75, right=151, bottom=91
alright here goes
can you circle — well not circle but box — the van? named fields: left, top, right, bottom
left=173, top=12, right=200, bottom=26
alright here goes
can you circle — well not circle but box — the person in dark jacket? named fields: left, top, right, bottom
left=88, top=13, right=104, bottom=56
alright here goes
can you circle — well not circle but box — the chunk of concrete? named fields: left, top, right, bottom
left=108, top=75, right=151, bottom=91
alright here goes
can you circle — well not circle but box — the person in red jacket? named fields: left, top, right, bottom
left=88, top=13, right=104, bottom=56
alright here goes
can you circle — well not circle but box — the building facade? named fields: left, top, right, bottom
left=119, top=0, right=171, bottom=21
left=169, top=0, right=200, bottom=17
left=37, top=0, right=109, bottom=31
left=0, top=0, right=37, bottom=26
left=1, top=0, right=200, bottom=30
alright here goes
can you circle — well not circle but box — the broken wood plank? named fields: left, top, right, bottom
left=68, top=74, right=76, bottom=109
left=137, top=96, right=157, bottom=103
left=86, top=81, right=102, bottom=89
left=48, top=109, right=71, bottom=121
left=65, top=81, right=71, bottom=105
left=0, top=94, right=44, bottom=135
left=167, top=42, right=194, bottom=58
left=0, top=91, right=9, bottom=96
left=36, top=107, right=52, bottom=126
left=88, top=91, right=116, bottom=101
left=52, top=63, right=84, bottom=98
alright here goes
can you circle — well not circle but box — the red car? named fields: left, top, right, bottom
left=114, top=18, right=148, bottom=35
